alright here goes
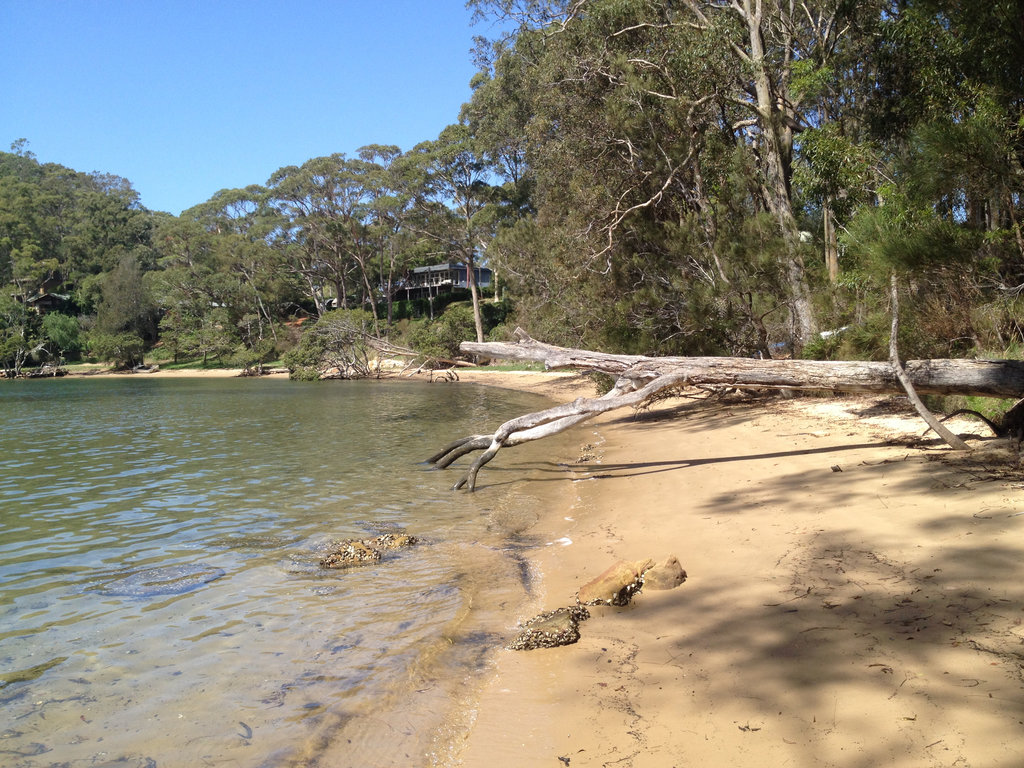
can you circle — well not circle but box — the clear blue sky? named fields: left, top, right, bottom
left=2, top=1, right=492, bottom=215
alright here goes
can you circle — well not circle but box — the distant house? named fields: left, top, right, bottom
left=10, top=276, right=69, bottom=316
left=399, top=262, right=492, bottom=300
left=26, top=292, right=70, bottom=315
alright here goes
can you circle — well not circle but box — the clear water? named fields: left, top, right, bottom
left=0, top=377, right=572, bottom=767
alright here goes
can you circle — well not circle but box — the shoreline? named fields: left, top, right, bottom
left=48, top=364, right=584, bottom=392
left=440, top=385, right=1024, bottom=767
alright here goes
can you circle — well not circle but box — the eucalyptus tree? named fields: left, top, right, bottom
left=358, top=144, right=417, bottom=326
left=467, top=0, right=939, bottom=354
left=267, top=154, right=389, bottom=334
left=199, top=186, right=292, bottom=346
left=401, top=124, right=495, bottom=343
left=0, top=146, right=156, bottom=317
left=151, top=186, right=295, bottom=363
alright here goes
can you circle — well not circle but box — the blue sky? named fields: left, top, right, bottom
left=3, top=1, right=492, bottom=215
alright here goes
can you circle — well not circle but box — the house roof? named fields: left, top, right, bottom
left=411, top=262, right=491, bottom=274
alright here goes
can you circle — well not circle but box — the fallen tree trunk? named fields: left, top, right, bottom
left=429, top=330, right=1024, bottom=491
left=461, top=334, right=1024, bottom=399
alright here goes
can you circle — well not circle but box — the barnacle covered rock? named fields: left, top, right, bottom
left=507, top=605, right=591, bottom=651
left=319, top=533, right=418, bottom=569
left=320, top=540, right=382, bottom=568
left=371, top=533, right=418, bottom=550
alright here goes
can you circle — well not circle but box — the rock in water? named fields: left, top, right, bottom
left=371, top=533, right=418, bottom=550
left=319, top=533, right=418, bottom=569
left=507, top=606, right=591, bottom=650
left=643, top=555, right=687, bottom=590
left=577, top=558, right=654, bottom=606
left=320, top=541, right=382, bottom=568
left=97, top=565, right=225, bottom=597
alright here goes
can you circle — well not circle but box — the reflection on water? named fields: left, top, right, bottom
left=0, top=377, right=570, bottom=767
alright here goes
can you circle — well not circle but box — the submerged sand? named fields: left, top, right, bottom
left=443, top=374, right=1024, bottom=768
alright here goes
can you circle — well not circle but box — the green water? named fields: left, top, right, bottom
left=0, top=377, right=574, bottom=767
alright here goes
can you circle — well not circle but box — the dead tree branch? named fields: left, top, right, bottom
left=889, top=275, right=970, bottom=451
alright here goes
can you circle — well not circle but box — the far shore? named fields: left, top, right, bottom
left=51, top=363, right=585, bottom=394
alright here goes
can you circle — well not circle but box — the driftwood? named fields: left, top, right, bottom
left=428, top=329, right=1024, bottom=491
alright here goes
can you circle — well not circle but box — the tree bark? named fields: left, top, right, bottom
left=824, top=198, right=839, bottom=283
left=427, top=329, right=1024, bottom=491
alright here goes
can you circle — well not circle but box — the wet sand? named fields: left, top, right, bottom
left=442, top=374, right=1024, bottom=768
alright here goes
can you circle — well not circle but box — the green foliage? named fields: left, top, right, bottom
left=41, top=312, right=82, bottom=359
left=408, top=305, right=477, bottom=361
left=228, top=338, right=277, bottom=375
left=0, top=293, right=42, bottom=376
left=96, top=254, right=157, bottom=340
left=6, top=0, right=1024, bottom=368
left=88, top=330, right=145, bottom=369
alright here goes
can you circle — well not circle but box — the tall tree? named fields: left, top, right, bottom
left=402, top=124, right=496, bottom=343
left=267, top=154, right=384, bottom=333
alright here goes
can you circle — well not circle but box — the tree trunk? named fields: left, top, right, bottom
left=461, top=334, right=1024, bottom=399
left=465, top=254, right=485, bottom=344
left=428, top=330, right=1024, bottom=491
left=739, top=0, right=816, bottom=348
left=824, top=198, right=839, bottom=283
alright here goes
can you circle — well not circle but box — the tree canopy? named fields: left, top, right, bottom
left=3, top=0, right=1023, bottom=375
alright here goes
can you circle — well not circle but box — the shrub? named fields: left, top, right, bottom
left=88, top=331, right=145, bottom=369
left=408, top=305, right=476, bottom=362
left=282, top=309, right=377, bottom=379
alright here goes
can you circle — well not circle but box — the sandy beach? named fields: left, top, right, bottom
left=443, top=372, right=1024, bottom=768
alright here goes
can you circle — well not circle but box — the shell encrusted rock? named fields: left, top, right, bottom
left=320, top=541, right=382, bottom=568
left=372, top=533, right=418, bottom=550
left=507, top=605, right=591, bottom=651
left=319, top=534, right=418, bottom=569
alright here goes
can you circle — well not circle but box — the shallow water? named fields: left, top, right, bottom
left=0, top=377, right=572, bottom=767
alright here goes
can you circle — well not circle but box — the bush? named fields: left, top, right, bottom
left=282, top=309, right=377, bottom=379
left=408, top=305, right=476, bottom=362
left=88, top=331, right=145, bottom=369
left=228, top=338, right=277, bottom=375
left=41, top=312, right=83, bottom=360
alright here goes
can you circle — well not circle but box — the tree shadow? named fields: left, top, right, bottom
left=581, top=447, right=1024, bottom=767
left=574, top=441, right=885, bottom=483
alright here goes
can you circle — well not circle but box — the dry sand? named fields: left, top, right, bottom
left=442, top=373, right=1024, bottom=768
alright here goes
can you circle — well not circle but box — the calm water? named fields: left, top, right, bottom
left=0, top=377, right=573, bottom=767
